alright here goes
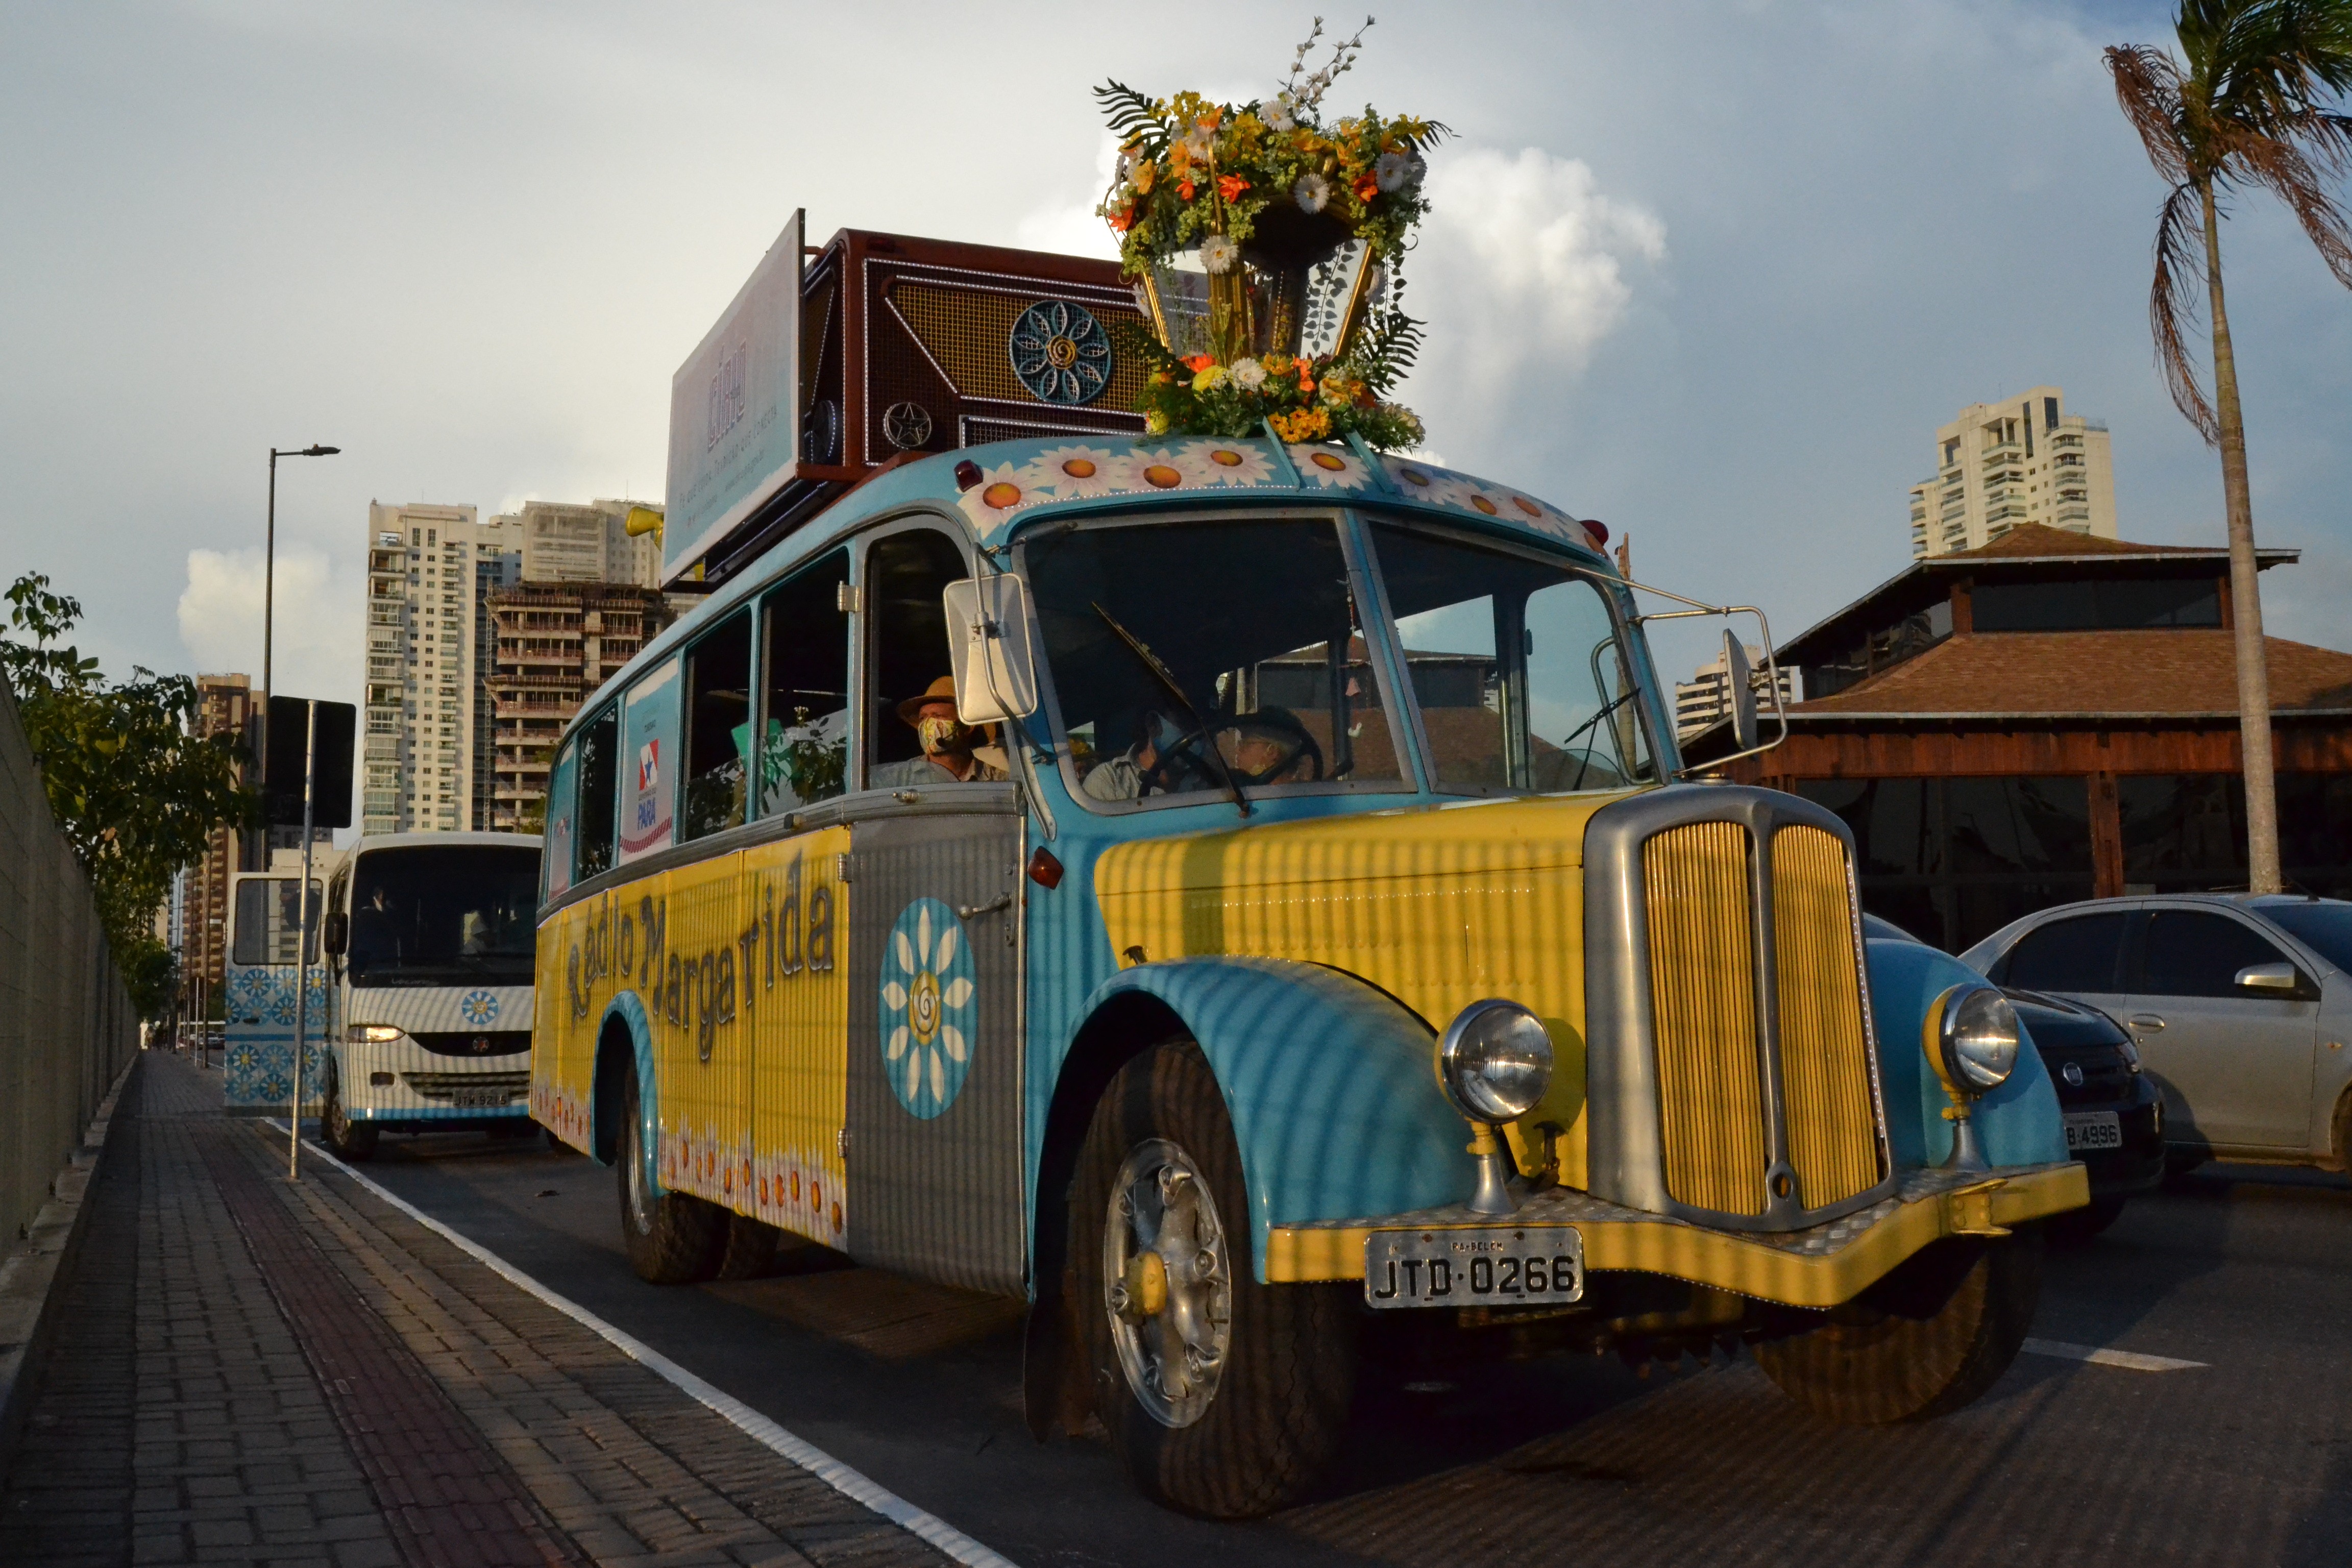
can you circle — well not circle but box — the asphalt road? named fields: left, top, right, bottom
left=349, top=1132, right=2352, bottom=1568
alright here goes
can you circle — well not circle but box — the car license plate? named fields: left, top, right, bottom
left=451, top=1088, right=510, bottom=1110
left=1364, top=1226, right=1584, bottom=1309
left=2064, top=1111, right=2122, bottom=1152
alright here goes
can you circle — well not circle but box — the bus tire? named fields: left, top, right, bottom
left=321, top=1068, right=379, bottom=1162
left=617, top=1070, right=724, bottom=1284
left=1071, top=1040, right=1355, bottom=1518
left=1756, top=1228, right=2042, bottom=1425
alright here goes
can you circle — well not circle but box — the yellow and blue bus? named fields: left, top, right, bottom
left=530, top=433, right=2086, bottom=1516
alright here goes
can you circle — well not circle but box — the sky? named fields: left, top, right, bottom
left=3, top=0, right=2347, bottom=719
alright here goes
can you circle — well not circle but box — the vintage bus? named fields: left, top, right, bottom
left=299, top=831, right=546, bottom=1158
left=529, top=433, right=2085, bottom=1516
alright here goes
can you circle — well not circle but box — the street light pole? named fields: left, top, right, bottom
left=259, top=444, right=340, bottom=870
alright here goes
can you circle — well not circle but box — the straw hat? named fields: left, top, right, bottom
left=896, top=675, right=960, bottom=725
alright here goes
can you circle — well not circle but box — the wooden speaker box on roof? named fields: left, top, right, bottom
left=804, top=231, right=1150, bottom=472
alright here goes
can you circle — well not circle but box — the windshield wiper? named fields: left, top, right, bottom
left=1555, top=689, right=1638, bottom=792
left=1092, top=602, right=1250, bottom=817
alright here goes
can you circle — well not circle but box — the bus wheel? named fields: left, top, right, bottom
left=321, top=1069, right=378, bottom=1162
left=1756, top=1228, right=2043, bottom=1424
left=1071, top=1040, right=1355, bottom=1518
left=617, top=1071, right=723, bottom=1284
left=714, top=1212, right=780, bottom=1280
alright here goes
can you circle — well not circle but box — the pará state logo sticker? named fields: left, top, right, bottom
left=880, top=898, right=976, bottom=1119
left=459, top=989, right=500, bottom=1027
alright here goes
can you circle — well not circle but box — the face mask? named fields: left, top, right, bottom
left=917, top=716, right=968, bottom=755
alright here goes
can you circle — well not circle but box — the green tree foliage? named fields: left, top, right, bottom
left=2, top=573, right=257, bottom=1017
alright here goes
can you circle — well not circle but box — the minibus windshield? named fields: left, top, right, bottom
left=1365, top=521, right=1658, bottom=793
left=346, top=845, right=540, bottom=988
left=1027, top=517, right=1406, bottom=805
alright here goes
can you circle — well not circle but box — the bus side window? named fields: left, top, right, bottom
left=233, top=878, right=321, bottom=966
left=864, top=529, right=971, bottom=788
left=681, top=610, right=755, bottom=842
left=758, top=549, right=850, bottom=813
left=576, top=707, right=619, bottom=879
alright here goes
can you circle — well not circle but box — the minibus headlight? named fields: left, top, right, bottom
left=1436, top=1000, right=1554, bottom=1123
left=1929, top=986, right=2019, bottom=1096
left=350, top=1024, right=404, bottom=1044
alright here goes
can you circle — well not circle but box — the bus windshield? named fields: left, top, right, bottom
left=346, top=845, right=540, bottom=988
left=1364, top=521, right=1660, bottom=793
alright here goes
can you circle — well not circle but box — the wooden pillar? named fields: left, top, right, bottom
left=2090, top=769, right=2124, bottom=897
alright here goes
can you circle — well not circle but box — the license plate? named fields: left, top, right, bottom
left=451, top=1088, right=511, bottom=1110
left=2064, top=1111, right=2122, bottom=1152
left=1364, top=1226, right=1584, bottom=1309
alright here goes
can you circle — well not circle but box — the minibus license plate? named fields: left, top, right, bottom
left=1364, top=1227, right=1583, bottom=1309
left=452, top=1088, right=509, bottom=1110
left=2063, top=1111, right=2121, bottom=1152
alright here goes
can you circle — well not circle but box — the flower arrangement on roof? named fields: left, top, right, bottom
left=1093, top=17, right=1443, bottom=450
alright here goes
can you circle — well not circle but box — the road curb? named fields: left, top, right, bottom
left=0, top=1051, right=139, bottom=1479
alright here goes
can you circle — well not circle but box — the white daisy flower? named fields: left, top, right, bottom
left=1375, top=152, right=1411, bottom=193
left=955, top=461, right=1037, bottom=533
left=1294, top=172, right=1332, bottom=214
left=1180, top=439, right=1276, bottom=486
left=1199, top=233, right=1240, bottom=274
left=1130, top=446, right=1202, bottom=493
left=1261, top=96, right=1297, bottom=133
left=1231, top=356, right=1268, bottom=390
left=1030, top=445, right=1132, bottom=499
left=1181, top=126, right=1214, bottom=162
left=1291, top=444, right=1374, bottom=490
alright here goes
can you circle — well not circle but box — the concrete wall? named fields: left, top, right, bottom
left=0, top=679, right=137, bottom=1245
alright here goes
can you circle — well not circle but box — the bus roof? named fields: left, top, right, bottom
left=612, top=433, right=1611, bottom=727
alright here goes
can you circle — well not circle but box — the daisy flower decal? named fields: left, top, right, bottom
left=1179, top=439, right=1276, bottom=486
left=1029, top=445, right=1133, bottom=499
left=956, top=461, right=1041, bottom=534
left=459, top=989, right=501, bottom=1027
left=1289, top=443, right=1374, bottom=490
left=880, top=898, right=977, bottom=1120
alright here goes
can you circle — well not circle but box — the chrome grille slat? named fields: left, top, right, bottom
left=1644, top=822, right=1769, bottom=1216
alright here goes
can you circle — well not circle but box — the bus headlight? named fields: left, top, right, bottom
left=1436, top=1000, right=1555, bottom=1123
left=350, top=1024, right=404, bottom=1044
left=1929, top=986, right=2020, bottom=1097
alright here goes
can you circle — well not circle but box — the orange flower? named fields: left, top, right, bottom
left=1183, top=355, right=1216, bottom=373
left=1197, top=109, right=1223, bottom=131
left=1178, top=178, right=1196, bottom=202
left=1354, top=174, right=1381, bottom=203
left=1261, top=353, right=1294, bottom=376
left=1297, top=376, right=1315, bottom=395
left=1107, top=205, right=1135, bottom=234
left=1216, top=174, right=1250, bottom=203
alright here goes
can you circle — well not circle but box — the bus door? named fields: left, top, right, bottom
left=223, top=869, right=330, bottom=1114
left=843, top=523, right=1025, bottom=1295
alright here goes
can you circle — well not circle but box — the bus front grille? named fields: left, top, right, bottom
left=1770, top=824, right=1883, bottom=1208
left=1643, top=822, right=1769, bottom=1216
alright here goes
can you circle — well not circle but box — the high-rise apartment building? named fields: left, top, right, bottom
left=360, top=503, right=522, bottom=835
left=184, top=673, right=252, bottom=1013
left=486, top=581, right=673, bottom=831
left=500, top=499, right=663, bottom=589
left=1907, top=386, right=2115, bottom=559
left=1675, top=644, right=1795, bottom=742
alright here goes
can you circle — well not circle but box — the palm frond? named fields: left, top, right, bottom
left=2150, top=181, right=2219, bottom=444
left=1350, top=305, right=1427, bottom=397
left=1094, top=81, right=1169, bottom=156
left=2108, top=43, right=2192, bottom=180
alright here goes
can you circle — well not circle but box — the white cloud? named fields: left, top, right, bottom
left=1014, top=134, right=1124, bottom=261
left=1406, top=145, right=1667, bottom=437
left=177, top=547, right=360, bottom=706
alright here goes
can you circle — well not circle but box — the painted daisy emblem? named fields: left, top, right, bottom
left=880, top=898, right=977, bottom=1119
left=1179, top=438, right=1276, bottom=486
left=1289, top=443, right=1374, bottom=490
left=1028, top=444, right=1133, bottom=499
left=459, top=989, right=500, bottom=1027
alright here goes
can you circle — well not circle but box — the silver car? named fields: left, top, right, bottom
left=1959, top=895, right=2352, bottom=1174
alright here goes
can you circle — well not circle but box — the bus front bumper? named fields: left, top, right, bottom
left=1264, top=1161, right=2087, bottom=1309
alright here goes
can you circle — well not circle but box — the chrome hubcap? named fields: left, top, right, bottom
left=624, top=1116, right=655, bottom=1236
left=1103, top=1138, right=1232, bottom=1428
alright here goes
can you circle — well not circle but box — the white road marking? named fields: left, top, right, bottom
left=2021, top=1336, right=2208, bottom=1372
left=268, top=1123, right=1022, bottom=1568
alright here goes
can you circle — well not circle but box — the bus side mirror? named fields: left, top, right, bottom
left=1723, top=629, right=1759, bottom=753
left=943, top=575, right=1040, bottom=723
left=323, top=912, right=348, bottom=957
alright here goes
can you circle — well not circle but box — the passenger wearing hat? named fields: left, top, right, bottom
left=871, top=675, right=1011, bottom=787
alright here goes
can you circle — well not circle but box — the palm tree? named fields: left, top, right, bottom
left=2107, top=1, right=2352, bottom=894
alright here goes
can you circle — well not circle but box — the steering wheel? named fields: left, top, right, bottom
left=1141, top=710, right=1325, bottom=795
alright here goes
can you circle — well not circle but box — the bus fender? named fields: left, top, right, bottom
left=1864, top=939, right=2067, bottom=1170
left=1073, top=957, right=1470, bottom=1283
left=589, top=990, right=666, bottom=1194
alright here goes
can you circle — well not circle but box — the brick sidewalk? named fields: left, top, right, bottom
left=0, top=1053, right=963, bottom=1568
